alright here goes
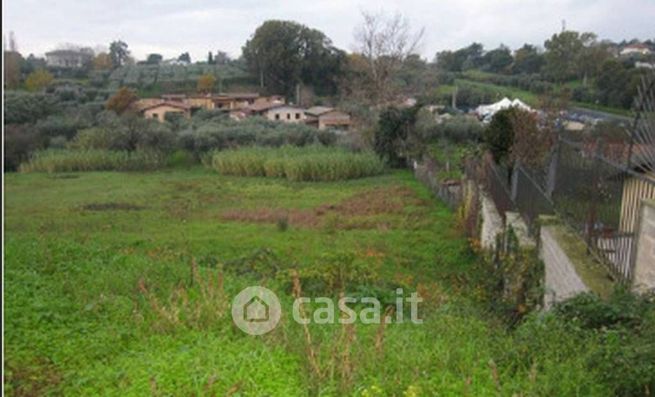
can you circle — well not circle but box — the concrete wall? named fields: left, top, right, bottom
left=480, top=191, right=504, bottom=250
left=633, top=200, right=655, bottom=294
left=505, top=211, right=536, bottom=249
left=540, top=226, right=590, bottom=309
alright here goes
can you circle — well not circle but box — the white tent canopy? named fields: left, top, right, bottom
left=475, top=97, right=533, bottom=118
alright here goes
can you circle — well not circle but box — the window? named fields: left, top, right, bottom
left=287, top=113, right=291, bottom=120
left=295, top=113, right=300, bottom=119
left=151, top=113, right=158, bottom=119
left=275, top=114, right=280, bottom=120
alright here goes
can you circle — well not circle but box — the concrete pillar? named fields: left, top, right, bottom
left=632, top=200, right=655, bottom=294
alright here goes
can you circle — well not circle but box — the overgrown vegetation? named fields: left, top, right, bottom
left=5, top=169, right=654, bottom=395
left=210, top=146, right=385, bottom=181
left=19, top=149, right=166, bottom=173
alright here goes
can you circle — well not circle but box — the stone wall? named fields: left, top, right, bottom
left=633, top=200, right=655, bottom=294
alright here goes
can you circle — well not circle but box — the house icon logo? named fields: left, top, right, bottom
left=244, top=296, right=269, bottom=322
left=231, top=286, right=281, bottom=335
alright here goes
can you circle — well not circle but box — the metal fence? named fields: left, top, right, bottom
left=469, top=135, right=655, bottom=283
left=513, top=165, right=554, bottom=236
left=550, top=137, right=655, bottom=281
left=481, top=154, right=515, bottom=219
left=414, top=156, right=462, bottom=210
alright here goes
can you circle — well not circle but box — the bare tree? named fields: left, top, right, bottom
left=353, top=11, right=424, bottom=104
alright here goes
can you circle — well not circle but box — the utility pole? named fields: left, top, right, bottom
left=296, top=83, right=301, bottom=106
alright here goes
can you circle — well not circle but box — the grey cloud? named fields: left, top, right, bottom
left=3, top=0, right=654, bottom=60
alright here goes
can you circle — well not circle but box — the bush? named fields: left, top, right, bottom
left=209, top=146, right=385, bottom=181
left=571, top=86, right=598, bottom=103
left=4, top=124, right=46, bottom=171
left=4, top=91, right=59, bottom=124
left=421, top=115, right=483, bottom=143
left=180, top=117, right=336, bottom=155
left=554, top=290, right=655, bottom=396
left=69, top=113, right=176, bottom=153
left=19, top=149, right=167, bottom=173
left=36, top=114, right=92, bottom=140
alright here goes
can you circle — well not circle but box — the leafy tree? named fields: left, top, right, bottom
left=460, top=43, right=485, bottom=70
left=215, top=51, right=230, bottom=65
left=374, top=105, right=420, bottom=167
left=509, top=108, right=555, bottom=169
left=71, top=112, right=176, bottom=152
left=577, top=38, right=613, bottom=85
left=396, top=54, right=438, bottom=96
left=543, top=31, right=597, bottom=82
left=25, top=69, right=54, bottom=91
left=483, top=107, right=520, bottom=165
left=434, top=50, right=460, bottom=71
left=482, top=45, right=513, bottom=73
left=512, top=44, right=544, bottom=74
left=25, top=54, right=46, bottom=72
left=242, top=20, right=345, bottom=97
left=207, top=52, right=214, bottom=64
left=435, top=43, right=484, bottom=72
left=197, top=73, right=217, bottom=93
left=109, top=40, right=130, bottom=68
left=4, top=91, right=58, bottom=124
left=145, top=53, right=163, bottom=65
left=105, top=87, right=138, bottom=114
left=178, top=52, right=191, bottom=63
left=595, top=59, right=641, bottom=108
left=35, top=114, right=92, bottom=140
left=93, top=52, right=113, bottom=70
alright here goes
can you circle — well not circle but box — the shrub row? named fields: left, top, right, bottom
left=209, top=146, right=385, bottom=182
left=178, top=116, right=337, bottom=155
left=463, top=72, right=554, bottom=95
left=19, top=149, right=166, bottom=173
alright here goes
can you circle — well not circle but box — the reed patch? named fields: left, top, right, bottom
left=209, top=146, right=385, bottom=182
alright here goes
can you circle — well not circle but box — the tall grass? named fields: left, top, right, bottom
left=209, top=146, right=385, bottom=182
left=19, top=149, right=166, bottom=173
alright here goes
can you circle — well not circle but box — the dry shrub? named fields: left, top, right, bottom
left=137, top=259, right=228, bottom=332
left=291, top=270, right=323, bottom=382
left=374, top=306, right=394, bottom=355
left=289, top=270, right=393, bottom=395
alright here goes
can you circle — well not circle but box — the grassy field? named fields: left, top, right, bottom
left=3, top=168, right=631, bottom=395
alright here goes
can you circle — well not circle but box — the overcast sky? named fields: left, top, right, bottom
left=3, top=0, right=654, bottom=61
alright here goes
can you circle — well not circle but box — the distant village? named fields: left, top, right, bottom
left=132, top=93, right=352, bottom=130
